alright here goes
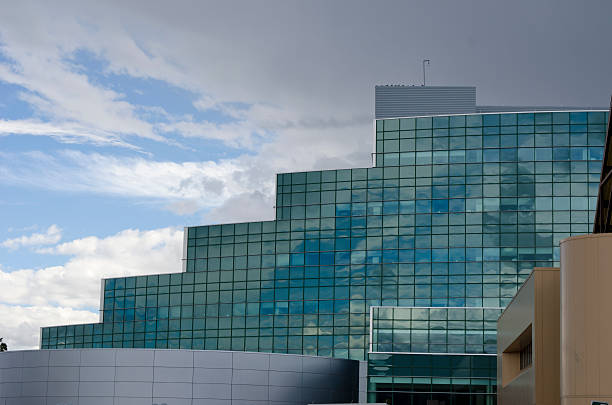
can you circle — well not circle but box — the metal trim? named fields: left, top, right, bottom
left=369, top=351, right=497, bottom=356
left=374, top=109, right=607, bottom=122
left=369, top=305, right=504, bottom=310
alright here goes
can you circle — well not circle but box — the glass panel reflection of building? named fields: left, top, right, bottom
left=41, top=108, right=608, bottom=405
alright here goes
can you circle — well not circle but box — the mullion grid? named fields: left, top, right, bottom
left=42, top=112, right=607, bottom=367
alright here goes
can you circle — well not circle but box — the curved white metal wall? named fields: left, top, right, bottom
left=0, top=349, right=359, bottom=405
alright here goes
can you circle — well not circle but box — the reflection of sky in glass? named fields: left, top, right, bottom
left=42, top=111, right=608, bottom=370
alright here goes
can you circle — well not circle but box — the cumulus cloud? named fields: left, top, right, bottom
left=0, top=227, right=183, bottom=308
left=1, top=225, right=62, bottom=250
left=0, top=305, right=97, bottom=350
left=0, top=226, right=183, bottom=348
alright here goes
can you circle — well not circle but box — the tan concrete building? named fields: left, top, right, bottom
left=560, top=233, right=612, bottom=405
left=497, top=267, right=560, bottom=405
left=497, top=233, right=612, bottom=405
left=497, top=97, right=612, bottom=404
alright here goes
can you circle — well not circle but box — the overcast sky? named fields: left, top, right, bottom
left=1, top=0, right=611, bottom=349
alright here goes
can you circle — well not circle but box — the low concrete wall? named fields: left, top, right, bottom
left=0, top=349, right=359, bottom=405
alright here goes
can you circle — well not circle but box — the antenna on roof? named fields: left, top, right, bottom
left=422, top=59, right=430, bottom=86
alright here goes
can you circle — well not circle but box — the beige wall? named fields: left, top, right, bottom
left=498, top=272, right=535, bottom=405
left=499, top=233, right=612, bottom=405
left=561, top=234, right=612, bottom=405
left=497, top=267, right=560, bottom=405
left=534, top=268, right=560, bottom=405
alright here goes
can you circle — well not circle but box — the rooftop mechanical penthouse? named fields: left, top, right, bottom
left=39, top=86, right=609, bottom=405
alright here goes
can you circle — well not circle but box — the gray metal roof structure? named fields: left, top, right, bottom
left=375, top=86, right=476, bottom=119
left=375, top=85, right=606, bottom=119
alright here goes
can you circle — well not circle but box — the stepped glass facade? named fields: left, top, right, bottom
left=41, top=107, right=609, bottom=404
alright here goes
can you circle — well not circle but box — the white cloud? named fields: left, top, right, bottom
left=0, top=110, right=370, bottom=219
left=0, top=119, right=139, bottom=149
left=6, top=225, right=38, bottom=233
left=0, top=99, right=371, bottom=219
left=0, top=227, right=183, bottom=309
left=0, top=0, right=609, bottom=160
left=0, top=226, right=183, bottom=349
left=0, top=150, right=271, bottom=214
left=157, top=119, right=270, bottom=150
left=0, top=1, right=380, bottom=154
left=0, top=8, right=170, bottom=145
left=1, top=225, right=62, bottom=250
left=192, top=95, right=220, bottom=113
left=0, top=305, right=97, bottom=350
left=203, top=191, right=276, bottom=224
left=0, top=2, right=379, bottom=227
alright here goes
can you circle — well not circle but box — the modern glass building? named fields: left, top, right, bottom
left=40, top=87, right=609, bottom=404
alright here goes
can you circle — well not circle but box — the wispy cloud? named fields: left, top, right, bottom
left=157, top=118, right=271, bottom=150
left=0, top=51, right=164, bottom=145
left=0, top=94, right=371, bottom=219
left=0, top=150, right=267, bottom=215
left=0, top=119, right=140, bottom=148
left=0, top=112, right=369, bottom=218
left=1, top=225, right=62, bottom=250
left=0, top=1, right=382, bottom=156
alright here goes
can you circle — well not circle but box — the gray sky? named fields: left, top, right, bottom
left=115, top=0, right=612, bottom=108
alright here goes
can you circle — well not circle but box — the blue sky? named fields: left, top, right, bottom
left=1, top=0, right=611, bottom=349
left=0, top=50, right=245, bottom=271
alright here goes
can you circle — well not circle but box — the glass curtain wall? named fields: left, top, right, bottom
left=42, top=111, right=608, bottom=404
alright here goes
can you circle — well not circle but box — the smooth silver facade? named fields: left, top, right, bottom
left=374, top=86, right=477, bottom=118
left=374, top=85, right=605, bottom=119
left=0, top=349, right=359, bottom=405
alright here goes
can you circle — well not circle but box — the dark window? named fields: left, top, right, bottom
left=520, top=342, right=532, bottom=369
